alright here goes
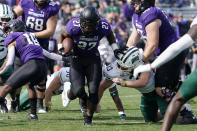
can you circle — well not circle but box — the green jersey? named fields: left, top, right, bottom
left=0, top=30, right=7, bottom=59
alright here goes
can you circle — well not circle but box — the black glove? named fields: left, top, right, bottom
left=58, top=47, right=73, bottom=57
left=114, top=47, right=128, bottom=59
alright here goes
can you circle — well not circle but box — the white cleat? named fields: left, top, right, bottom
left=62, top=82, right=71, bottom=107
left=37, top=108, right=46, bottom=114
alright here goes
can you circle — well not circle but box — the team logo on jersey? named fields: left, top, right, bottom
left=79, top=36, right=98, bottom=41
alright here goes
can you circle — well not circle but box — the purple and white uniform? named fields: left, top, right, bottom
left=19, top=0, right=59, bottom=49
left=4, top=32, right=47, bottom=89
left=132, top=7, right=178, bottom=55
left=66, top=17, right=112, bottom=56
left=4, top=32, right=45, bottom=63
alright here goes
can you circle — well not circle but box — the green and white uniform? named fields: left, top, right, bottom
left=103, top=60, right=168, bottom=122
left=0, top=30, right=13, bottom=83
left=0, top=4, right=14, bottom=84
left=180, top=69, right=197, bottom=101
left=19, top=67, right=71, bottom=110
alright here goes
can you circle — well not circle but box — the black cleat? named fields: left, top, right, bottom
left=10, top=100, right=19, bottom=113
left=0, top=99, right=8, bottom=113
left=27, top=114, right=38, bottom=120
left=84, top=114, right=93, bottom=126
left=178, top=109, right=197, bottom=124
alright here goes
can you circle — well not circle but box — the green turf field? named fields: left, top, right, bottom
left=0, top=86, right=197, bottom=131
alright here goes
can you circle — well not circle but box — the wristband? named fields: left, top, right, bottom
left=111, top=43, right=119, bottom=51
left=125, top=81, right=128, bottom=87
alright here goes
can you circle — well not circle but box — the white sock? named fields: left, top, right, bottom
left=184, top=104, right=191, bottom=111
left=118, top=111, right=125, bottom=115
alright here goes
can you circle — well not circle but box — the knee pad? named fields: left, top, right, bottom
left=110, top=90, right=118, bottom=97
left=109, top=83, right=116, bottom=89
left=89, top=93, right=98, bottom=105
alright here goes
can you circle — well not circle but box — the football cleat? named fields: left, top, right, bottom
left=119, top=114, right=127, bottom=120
left=84, top=114, right=93, bottom=126
left=27, top=114, right=38, bottom=120
left=177, top=108, right=197, bottom=124
left=10, top=100, right=20, bottom=113
left=37, top=107, right=46, bottom=114
left=62, top=82, right=71, bottom=107
left=0, top=98, right=8, bottom=113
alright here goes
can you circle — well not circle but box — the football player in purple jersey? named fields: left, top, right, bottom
left=133, top=15, right=197, bottom=131
left=13, top=0, right=60, bottom=113
left=0, top=20, right=47, bottom=120
left=0, top=19, right=65, bottom=120
left=58, top=6, right=125, bottom=126
left=126, top=0, right=197, bottom=124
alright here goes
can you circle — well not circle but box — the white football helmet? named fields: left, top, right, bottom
left=0, top=4, right=14, bottom=30
left=117, top=46, right=144, bottom=71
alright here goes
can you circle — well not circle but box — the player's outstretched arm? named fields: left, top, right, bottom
left=42, top=49, right=63, bottom=61
left=134, top=32, right=196, bottom=78
left=0, top=44, right=15, bottom=74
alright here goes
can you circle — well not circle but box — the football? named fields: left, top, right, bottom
left=62, top=37, right=74, bottom=53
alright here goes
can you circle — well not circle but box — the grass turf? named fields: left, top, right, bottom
left=0, top=86, right=197, bottom=131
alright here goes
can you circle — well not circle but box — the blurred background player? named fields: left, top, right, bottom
left=0, top=3, right=15, bottom=113
left=13, top=0, right=60, bottom=113
left=58, top=6, right=125, bottom=126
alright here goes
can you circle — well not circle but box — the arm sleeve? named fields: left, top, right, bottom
left=0, top=46, right=15, bottom=74
left=151, top=34, right=194, bottom=69
left=42, top=49, right=63, bottom=61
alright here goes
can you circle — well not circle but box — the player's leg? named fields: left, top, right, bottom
left=162, top=69, right=197, bottom=131
left=156, top=93, right=168, bottom=121
left=85, top=56, right=102, bottom=126
left=26, top=59, right=47, bottom=119
left=140, top=91, right=158, bottom=122
left=109, top=85, right=126, bottom=120
left=0, top=57, right=15, bottom=112
left=98, top=79, right=114, bottom=102
left=12, top=56, right=22, bottom=112
left=96, top=79, right=114, bottom=113
left=0, top=85, right=12, bottom=113
left=45, top=74, right=62, bottom=111
left=69, top=56, right=87, bottom=121
left=162, top=91, right=185, bottom=131
left=36, top=83, right=46, bottom=113
left=27, top=84, right=38, bottom=120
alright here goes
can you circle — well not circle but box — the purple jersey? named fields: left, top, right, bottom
left=4, top=32, right=45, bottom=64
left=66, top=17, right=112, bottom=56
left=132, top=7, right=178, bottom=55
left=20, top=0, right=59, bottom=48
